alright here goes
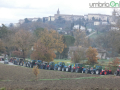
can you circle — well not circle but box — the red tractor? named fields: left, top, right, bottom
left=100, top=67, right=112, bottom=75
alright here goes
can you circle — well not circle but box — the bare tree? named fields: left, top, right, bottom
left=14, top=30, right=34, bottom=60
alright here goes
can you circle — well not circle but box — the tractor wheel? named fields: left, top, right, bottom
left=49, top=67, right=51, bottom=70
left=91, top=70, right=94, bottom=74
left=71, top=69, right=74, bottom=72
left=104, top=71, right=107, bottom=75
left=54, top=68, right=56, bottom=70
left=114, top=71, right=117, bottom=76
left=75, top=69, right=79, bottom=73
left=66, top=68, right=68, bottom=72
left=96, top=70, right=99, bottom=75
left=62, top=68, right=64, bottom=71
left=58, top=67, right=61, bottom=71
left=85, top=70, right=88, bottom=74
left=82, top=70, right=84, bottom=73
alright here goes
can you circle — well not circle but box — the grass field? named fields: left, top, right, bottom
left=53, top=58, right=114, bottom=65
left=0, top=63, right=120, bottom=90
left=89, top=31, right=105, bottom=39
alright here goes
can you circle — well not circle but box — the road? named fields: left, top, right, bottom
left=85, top=31, right=96, bottom=38
left=0, top=61, right=15, bottom=66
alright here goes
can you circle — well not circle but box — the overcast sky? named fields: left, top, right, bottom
left=0, top=0, right=118, bottom=25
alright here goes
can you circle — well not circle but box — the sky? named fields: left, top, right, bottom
left=0, top=0, right=118, bottom=25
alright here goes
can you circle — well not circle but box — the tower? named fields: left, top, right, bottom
left=57, top=8, right=60, bottom=15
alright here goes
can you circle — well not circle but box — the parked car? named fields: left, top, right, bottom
left=46, top=62, right=55, bottom=70
left=4, top=59, right=9, bottom=64
left=71, top=63, right=83, bottom=73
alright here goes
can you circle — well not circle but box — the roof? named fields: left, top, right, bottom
left=69, top=46, right=106, bottom=53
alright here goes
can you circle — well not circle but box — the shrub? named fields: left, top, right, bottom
left=33, top=66, right=39, bottom=81
left=112, top=58, right=120, bottom=67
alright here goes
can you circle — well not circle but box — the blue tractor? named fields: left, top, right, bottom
left=54, top=62, right=65, bottom=71
left=90, top=65, right=102, bottom=74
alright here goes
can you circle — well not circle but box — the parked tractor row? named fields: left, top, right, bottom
left=9, top=58, right=120, bottom=76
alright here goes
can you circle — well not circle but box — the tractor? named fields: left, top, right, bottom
left=71, top=63, right=83, bottom=73
left=36, top=60, right=43, bottom=69
left=90, top=65, right=102, bottom=75
left=18, top=58, right=24, bottom=66
left=66, top=64, right=72, bottom=72
left=114, top=65, right=120, bottom=76
left=82, top=65, right=91, bottom=74
left=46, top=62, right=55, bottom=70
left=54, top=62, right=65, bottom=71
left=41, top=62, right=49, bottom=69
left=100, top=66, right=112, bottom=75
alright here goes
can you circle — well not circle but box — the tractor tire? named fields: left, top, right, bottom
left=49, top=67, right=51, bottom=70
left=104, top=71, right=107, bottom=75
left=91, top=70, right=94, bottom=74
left=71, top=69, right=74, bottom=72
left=62, top=68, right=64, bottom=71
left=96, top=70, right=99, bottom=75
left=114, top=71, right=117, bottom=76
left=82, top=70, right=84, bottom=73
left=58, top=67, right=61, bottom=71
left=66, top=68, right=69, bottom=72
left=54, top=67, right=56, bottom=70
left=75, top=69, right=79, bottom=73
left=85, top=70, right=88, bottom=74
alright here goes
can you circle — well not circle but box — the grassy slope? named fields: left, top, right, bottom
left=89, top=31, right=104, bottom=39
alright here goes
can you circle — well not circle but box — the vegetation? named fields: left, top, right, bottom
left=86, top=46, right=98, bottom=64
left=33, top=66, right=39, bottom=81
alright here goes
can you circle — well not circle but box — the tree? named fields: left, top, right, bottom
left=38, top=29, right=64, bottom=53
left=74, top=30, right=89, bottom=47
left=95, top=31, right=120, bottom=57
left=31, top=39, right=56, bottom=62
left=58, top=35, right=75, bottom=59
left=24, top=18, right=31, bottom=23
left=112, top=58, right=120, bottom=67
left=33, top=28, right=44, bottom=38
left=71, top=47, right=86, bottom=63
left=86, top=46, right=98, bottom=64
left=0, top=24, right=8, bottom=39
left=62, top=35, right=75, bottom=47
left=0, top=39, right=5, bottom=54
left=3, top=30, right=16, bottom=58
left=14, top=30, right=34, bottom=60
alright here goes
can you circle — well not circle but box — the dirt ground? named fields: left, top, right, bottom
left=0, top=64, right=120, bottom=90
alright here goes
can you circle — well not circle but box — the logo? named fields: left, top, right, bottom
left=89, top=1, right=120, bottom=8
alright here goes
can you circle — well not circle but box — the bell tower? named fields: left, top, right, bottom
left=57, top=8, right=60, bottom=15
